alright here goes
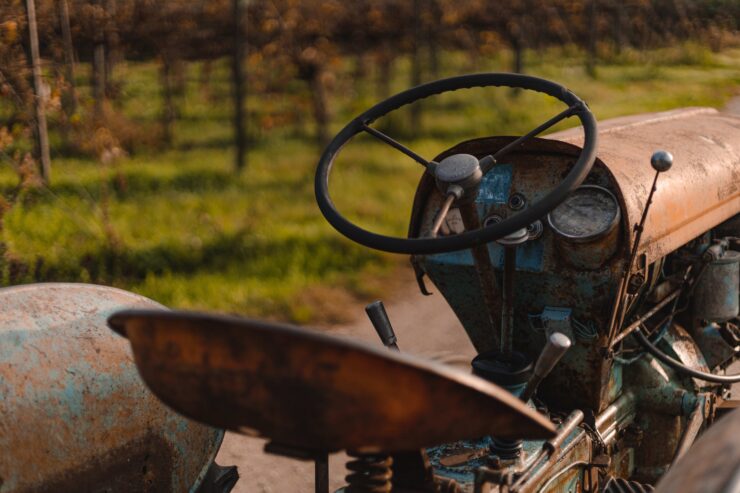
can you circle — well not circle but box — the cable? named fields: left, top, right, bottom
left=535, top=461, right=589, bottom=493
left=633, top=329, right=740, bottom=384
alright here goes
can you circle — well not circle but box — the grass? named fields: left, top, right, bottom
left=1, top=46, right=739, bottom=324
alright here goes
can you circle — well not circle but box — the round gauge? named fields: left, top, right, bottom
left=547, top=185, right=620, bottom=242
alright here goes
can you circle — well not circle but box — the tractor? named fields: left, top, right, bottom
left=2, top=73, right=739, bottom=493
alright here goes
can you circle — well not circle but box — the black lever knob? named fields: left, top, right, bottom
left=365, top=301, right=399, bottom=351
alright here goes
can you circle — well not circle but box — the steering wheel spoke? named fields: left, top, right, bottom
left=483, top=104, right=581, bottom=173
left=361, top=123, right=432, bottom=170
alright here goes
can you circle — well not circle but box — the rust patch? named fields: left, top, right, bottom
left=30, top=433, right=175, bottom=493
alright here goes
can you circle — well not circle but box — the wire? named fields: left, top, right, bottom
left=633, top=328, right=740, bottom=384
left=535, top=461, right=589, bottom=493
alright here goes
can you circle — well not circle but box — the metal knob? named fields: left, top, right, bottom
left=365, top=301, right=399, bottom=351
left=650, top=150, right=673, bottom=172
left=520, top=332, right=572, bottom=402
left=533, top=332, right=572, bottom=378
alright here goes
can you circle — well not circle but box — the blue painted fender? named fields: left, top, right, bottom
left=0, top=283, right=223, bottom=492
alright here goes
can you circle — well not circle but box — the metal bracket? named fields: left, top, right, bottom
left=581, top=409, right=608, bottom=453
left=529, top=307, right=575, bottom=342
left=410, top=255, right=433, bottom=296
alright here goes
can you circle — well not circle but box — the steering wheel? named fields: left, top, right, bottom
left=315, top=73, right=598, bottom=255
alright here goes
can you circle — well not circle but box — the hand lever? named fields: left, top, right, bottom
left=430, top=184, right=463, bottom=238
left=365, top=300, right=399, bottom=351
left=520, top=332, right=571, bottom=402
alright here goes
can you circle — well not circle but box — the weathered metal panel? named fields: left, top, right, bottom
left=409, top=138, right=624, bottom=411
left=548, top=107, right=740, bottom=266
left=0, top=283, right=223, bottom=493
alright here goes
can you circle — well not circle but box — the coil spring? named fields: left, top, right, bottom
left=345, top=452, right=393, bottom=493
left=602, top=477, right=655, bottom=493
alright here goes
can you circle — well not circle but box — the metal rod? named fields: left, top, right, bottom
left=361, top=123, right=430, bottom=168
left=510, top=410, right=585, bottom=492
left=517, top=393, right=634, bottom=493
left=501, top=246, right=517, bottom=356
left=610, top=289, right=681, bottom=347
left=315, top=453, right=329, bottom=493
left=483, top=104, right=578, bottom=173
left=458, top=203, right=502, bottom=339
left=430, top=193, right=456, bottom=238
left=606, top=170, right=661, bottom=349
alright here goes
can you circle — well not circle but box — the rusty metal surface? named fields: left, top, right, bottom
left=548, top=107, right=740, bottom=266
left=108, top=309, right=556, bottom=453
left=409, top=137, right=624, bottom=412
left=655, top=406, right=740, bottom=493
left=458, top=201, right=502, bottom=348
left=0, top=283, right=223, bottom=493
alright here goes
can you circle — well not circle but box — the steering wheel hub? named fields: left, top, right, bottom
left=434, top=153, right=483, bottom=201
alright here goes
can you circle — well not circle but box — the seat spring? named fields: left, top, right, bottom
left=345, top=452, right=393, bottom=493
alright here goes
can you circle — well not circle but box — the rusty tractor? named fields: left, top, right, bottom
left=3, top=73, right=739, bottom=493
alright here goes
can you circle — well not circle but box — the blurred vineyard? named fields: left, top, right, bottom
left=0, top=0, right=738, bottom=322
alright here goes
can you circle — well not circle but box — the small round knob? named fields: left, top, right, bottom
left=651, top=150, right=673, bottom=172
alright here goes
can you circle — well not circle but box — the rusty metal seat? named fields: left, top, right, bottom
left=108, top=309, right=555, bottom=453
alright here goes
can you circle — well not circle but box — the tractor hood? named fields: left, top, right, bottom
left=548, top=107, right=740, bottom=265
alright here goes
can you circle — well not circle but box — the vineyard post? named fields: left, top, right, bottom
left=24, top=0, right=51, bottom=184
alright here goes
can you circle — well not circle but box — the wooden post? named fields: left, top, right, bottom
left=25, top=0, right=51, bottom=184
left=59, top=0, right=77, bottom=114
left=409, top=0, right=422, bottom=130
left=93, top=42, right=105, bottom=114
left=92, top=0, right=106, bottom=115
left=231, top=0, right=246, bottom=170
left=586, top=0, right=598, bottom=78
left=160, top=56, right=175, bottom=145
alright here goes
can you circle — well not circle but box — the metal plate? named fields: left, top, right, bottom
left=109, top=309, right=556, bottom=453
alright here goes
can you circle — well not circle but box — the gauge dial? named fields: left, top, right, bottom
left=547, top=185, right=620, bottom=242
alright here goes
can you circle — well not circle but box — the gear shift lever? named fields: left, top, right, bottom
left=520, top=332, right=571, bottom=402
left=365, top=300, right=400, bottom=351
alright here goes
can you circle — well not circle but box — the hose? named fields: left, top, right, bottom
left=633, top=329, right=740, bottom=384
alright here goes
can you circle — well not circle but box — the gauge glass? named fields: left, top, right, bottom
left=547, top=185, right=620, bottom=241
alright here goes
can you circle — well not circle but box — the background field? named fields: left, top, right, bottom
left=1, top=46, right=738, bottom=323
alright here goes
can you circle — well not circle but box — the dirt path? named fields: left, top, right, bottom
left=215, top=267, right=475, bottom=492
left=215, top=97, right=740, bottom=492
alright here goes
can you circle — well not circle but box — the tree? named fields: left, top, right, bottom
left=24, top=0, right=51, bottom=183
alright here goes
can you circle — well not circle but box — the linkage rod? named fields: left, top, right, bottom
left=429, top=193, right=456, bottom=238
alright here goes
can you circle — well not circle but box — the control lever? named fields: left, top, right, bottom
left=365, top=301, right=400, bottom=351
left=430, top=185, right=463, bottom=238
left=520, top=332, right=571, bottom=402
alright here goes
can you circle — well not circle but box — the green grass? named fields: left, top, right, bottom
left=1, top=46, right=739, bottom=323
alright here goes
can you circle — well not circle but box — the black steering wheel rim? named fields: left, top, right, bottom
left=315, top=72, right=598, bottom=255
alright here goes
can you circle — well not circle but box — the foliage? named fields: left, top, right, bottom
left=0, top=1, right=738, bottom=321
left=1, top=50, right=738, bottom=322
